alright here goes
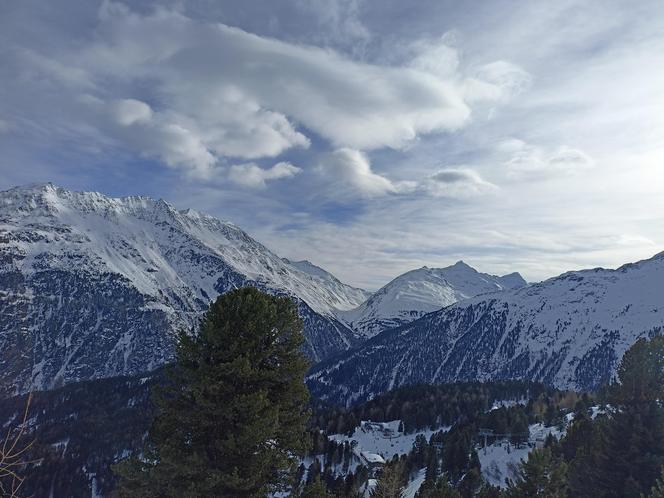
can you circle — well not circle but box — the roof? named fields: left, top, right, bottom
left=361, top=451, right=386, bottom=464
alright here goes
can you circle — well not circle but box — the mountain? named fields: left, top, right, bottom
left=0, top=184, right=368, bottom=395
left=339, top=261, right=526, bottom=337
left=308, top=252, right=664, bottom=406
left=0, top=372, right=157, bottom=498
left=282, top=258, right=372, bottom=307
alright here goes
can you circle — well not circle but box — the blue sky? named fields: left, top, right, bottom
left=1, top=0, right=663, bottom=289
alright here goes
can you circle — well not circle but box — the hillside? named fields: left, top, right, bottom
left=309, top=252, right=664, bottom=405
left=0, top=184, right=368, bottom=394
left=339, top=261, right=526, bottom=337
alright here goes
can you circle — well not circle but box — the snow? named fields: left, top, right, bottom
left=361, top=479, right=377, bottom=497
left=0, top=184, right=370, bottom=320
left=361, top=451, right=386, bottom=464
left=490, top=399, right=527, bottom=411
left=1, top=183, right=382, bottom=392
left=340, top=261, right=526, bottom=338
left=329, top=420, right=449, bottom=462
left=479, top=422, right=565, bottom=488
left=479, top=441, right=530, bottom=487
left=402, top=469, right=426, bottom=498
left=311, top=249, right=664, bottom=401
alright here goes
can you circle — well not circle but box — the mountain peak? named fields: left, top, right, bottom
left=449, top=260, right=475, bottom=271
left=341, top=259, right=526, bottom=338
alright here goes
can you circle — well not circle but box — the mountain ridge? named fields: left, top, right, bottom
left=0, top=183, right=368, bottom=394
left=308, top=250, right=664, bottom=405
left=339, top=260, right=527, bottom=337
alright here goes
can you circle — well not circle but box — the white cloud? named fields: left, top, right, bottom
left=501, top=139, right=595, bottom=179
left=78, top=95, right=217, bottom=177
left=465, top=61, right=533, bottom=102
left=229, top=162, right=301, bottom=188
left=8, top=2, right=528, bottom=176
left=421, top=167, right=497, bottom=197
left=294, top=0, right=370, bottom=52
left=318, top=148, right=396, bottom=197
left=110, top=99, right=153, bottom=126
left=137, top=122, right=217, bottom=179
left=316, top=150, right=498, bottom=199
left=408, top=36, right=460, bottom=79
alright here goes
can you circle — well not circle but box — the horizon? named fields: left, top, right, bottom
left=1, top=0, right=663, bottom=290
left=3, top=180, right=662, bottom=291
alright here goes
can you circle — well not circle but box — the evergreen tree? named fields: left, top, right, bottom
left=563, top=416, right=604, bottom=498
left=114, top=288, right=310, bottom=497
left=424, top=445, right=439, bottom=484
left=504, top=448, right=567, bottom=498
left=510, top=412, right=529, bottom=446
left=299, top=475, right=328, bottom=498
left=371, top=461, right=405, bottom=498
left=412, top=434, right=429, bottom=469
left=583, top=336, right=664, bottom=497
left=457, top=467, right=481, bottom=498
left=417, top=474, right=461, bottom=498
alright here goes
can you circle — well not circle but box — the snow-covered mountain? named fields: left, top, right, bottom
left=0, top=184, right=369, bottom=395
left=283, top=258, right=372, bottom=309
left=308, top=252, right=664, bottom=405
left=339, top=261, right=526, bottom=337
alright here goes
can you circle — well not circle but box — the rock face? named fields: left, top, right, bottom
left=308, top=253, right=664, bottom=406
left=0, top=184, right=369, bottom=395
left=339, top=261, right=526, bottom=338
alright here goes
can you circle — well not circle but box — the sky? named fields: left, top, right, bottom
left=1, top=0, right=663, bottom=289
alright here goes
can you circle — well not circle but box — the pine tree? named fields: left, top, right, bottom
left=424, top=445, right=439, bottom=484
left=586, top=336, right=664, bottom=497
left=564, top=416, right=604, bottom=498
left=299, top=475, right=328, bottom=498
left=457, top=467, right=481, bottom=498
left=412, top=434, right=429, bottom=469
left=371, top=461, right=405, bottom=498
left=505, top=448, right=567, bottom=498
left=114, top=287, right=311, bottom=497
left=417, top=474, right=461, bottom=498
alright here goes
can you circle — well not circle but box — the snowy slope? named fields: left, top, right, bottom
left=0, top=184, right=368, bottom=394
left=480, top=423, right=564, bottom=487
left=308, top=252, right=664, bottom=405
left=339, top=262, right=526, bottom=338
left=328, top=420, right=446, bottom=462
left=283, top=258, right=372, bottom=310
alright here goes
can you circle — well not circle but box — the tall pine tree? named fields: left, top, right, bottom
left=505, top=448, right=567, bottom=498
left=594, top=336, right=664, bottom=497
left=114, top=287, right=310, bottom=497
left=371, top=460, right=405, bottom=498
left=565, top=336, right=664, bottom=497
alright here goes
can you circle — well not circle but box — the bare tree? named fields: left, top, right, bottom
left=0, top=393, right=35, bottom=497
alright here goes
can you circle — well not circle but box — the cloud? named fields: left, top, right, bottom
left=4, top=1, right=528, bottom=179
left=464, top=60, right=533, bottom=102
left=501, top=139, right=595, bottom=179
left=78, top=95, right=217, bottom=177
left=229, top=162, right=302, bottom=188
left=407, top=36, right=531, bottom=105
left=110, top=99, right=153, bottom=126
left=318, top=148, right=396, bottom=197
left=0, top=120, right=10, bottom=134
left=408, top=36, right=461, bottom=79
left=294, top=0, right=370, bottom=53
left=316, top=150, right=494, bottom=200
left=420, top=167, right=497, bottom=197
